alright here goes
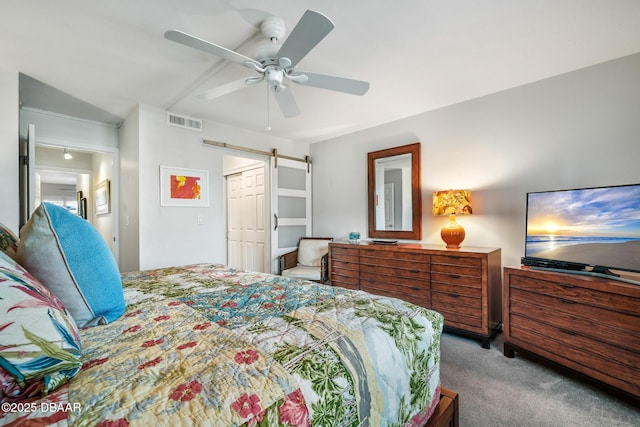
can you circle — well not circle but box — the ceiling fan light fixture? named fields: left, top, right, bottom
left=266, top=68, right=284, bottom=86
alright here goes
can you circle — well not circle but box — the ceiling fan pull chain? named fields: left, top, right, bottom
left=265, top=82, right=271, bottom=131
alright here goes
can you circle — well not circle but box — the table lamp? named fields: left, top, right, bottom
left=432, top=189, right=472, bottom=249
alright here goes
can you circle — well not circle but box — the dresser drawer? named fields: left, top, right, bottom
left=331, top=259, right=359, bottom=274
left=431, top=272, right=482, bottom=288
left=360, top=256, right=429, bottom=273
left=363, top=248, right=430, bottom=263
left=360, top=253, right=430, bottom=272
left=510, top=288, right=640, bottom=349
left=431, top=255, right=482, bottom=268
left=509, top=313, right=640, bottom=395
left=331, top=268, right=359, bottom=285
left=509, top=274, right=640, bottom=314
left=432, top=291, right=481, bottom=319
left=360, top=263, right=430, bottom=280
left=361, top=277, right=430, bottom=308
left=431, top=279, right=481, bottom=297
left=330, top=246, right=359, bottom=262
left=431, top=262, right=481, bottom=278
left=435, top=306, right=483, bottom=331
left=361, top=271, right=429, bottom=293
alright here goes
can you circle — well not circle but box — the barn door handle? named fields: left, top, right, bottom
left=274, top=213, right=278, bottom=231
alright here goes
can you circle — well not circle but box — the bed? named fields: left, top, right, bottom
left=1, top=204, right=457, bottom=426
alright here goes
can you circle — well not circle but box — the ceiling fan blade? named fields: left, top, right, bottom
left=294, top=71, right=369, bottom=96
left=164, top=30, right=262, bottom=69
left=272, top=86, right=300, bottom=117
left=197, top=78, right=254, bottom=101
left=276, top=10, right=334, bottom=69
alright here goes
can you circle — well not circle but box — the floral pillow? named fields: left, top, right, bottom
left=0, top=223, right=18, bottom=260
left=0, top=251, right=82, bottom=400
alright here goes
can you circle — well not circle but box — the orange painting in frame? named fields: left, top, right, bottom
left=160, top=166, right=210, bottom=207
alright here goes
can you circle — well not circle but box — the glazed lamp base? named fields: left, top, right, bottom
left=441, top=214, right=465, bottom=249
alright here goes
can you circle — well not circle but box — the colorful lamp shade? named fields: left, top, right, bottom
left=432, top=189, right=472, bottom=249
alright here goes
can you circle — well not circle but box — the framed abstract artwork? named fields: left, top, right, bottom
left=160, top=166, right=209, bottom=207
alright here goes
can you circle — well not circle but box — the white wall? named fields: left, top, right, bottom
left=311, top=53, right=640, bottom=269
left=118, top=106, right=140, bottom=272
left=0, top=68, right=19, bottom=233
left=129, top=104, right=308, bottom=271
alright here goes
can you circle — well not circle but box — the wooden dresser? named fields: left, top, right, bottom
left=330, top=242, right=502, bottom=348
left=503, top=266, right=640, bottom=400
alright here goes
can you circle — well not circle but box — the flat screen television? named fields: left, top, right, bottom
left=523, top=183, right=640, bottom=278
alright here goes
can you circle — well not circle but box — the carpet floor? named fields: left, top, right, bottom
left=439, top=332, right=640, bottom=427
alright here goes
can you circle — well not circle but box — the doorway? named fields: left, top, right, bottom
left=222, top=150, right=313, bottom=275
left=23, top=144, right=118, bottom=261
left=224, top=155, right=269, bottom=273
left=226, top=165, right=267, bottom=272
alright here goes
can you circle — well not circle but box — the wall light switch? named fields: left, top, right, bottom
left=197, top=215, right=205, bottom=225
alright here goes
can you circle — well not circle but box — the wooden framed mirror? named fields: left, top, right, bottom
left=368, top=142, right=422, bottom=240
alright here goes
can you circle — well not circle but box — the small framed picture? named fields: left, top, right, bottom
left=160, top=166, right=209, bottom=207
left=80, top=197, right=88, bottom=220
left=76, top=191, right=83, bottom=217
left=95, top=179, right=111, bottom=215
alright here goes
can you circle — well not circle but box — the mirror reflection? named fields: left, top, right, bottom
left=368, top=143, right=421, bottom=240
left=374, top=153, right=412, bottom=231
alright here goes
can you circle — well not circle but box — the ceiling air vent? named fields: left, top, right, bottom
left=167, top=112, right=202, bottom=131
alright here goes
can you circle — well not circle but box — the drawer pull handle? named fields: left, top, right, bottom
left=448, top=274, right=461, bottom=279
left=559, top=328, right=577, bottom=336
left=559, top=283, right=576, bottom=289
left=560, top=299, right=575, bottom=304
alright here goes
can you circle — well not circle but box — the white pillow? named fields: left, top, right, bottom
left=297, top=239, right=330, bottom=267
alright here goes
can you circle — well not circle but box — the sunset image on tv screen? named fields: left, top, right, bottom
left=525, top=184, right=640, bottom=272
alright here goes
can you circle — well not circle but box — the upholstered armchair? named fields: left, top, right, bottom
left=278, top=237, right=333, bottom=283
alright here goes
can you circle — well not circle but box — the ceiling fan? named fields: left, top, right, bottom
left=164, top=9, right=369, bottom=118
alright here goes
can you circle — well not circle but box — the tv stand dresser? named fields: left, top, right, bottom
left=329, top=242, right=502, bottom=348
left=503, top=266, right=640, bottom=401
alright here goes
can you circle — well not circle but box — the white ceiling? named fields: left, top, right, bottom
left=4, top=1, right=640, bottom=144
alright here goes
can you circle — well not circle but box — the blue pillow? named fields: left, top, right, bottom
left=17, top=202, right=125, bottom=328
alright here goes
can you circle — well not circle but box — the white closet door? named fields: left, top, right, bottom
left=226, top=166, right=266, bottom=272
left=242, top=166, right=266, bottom=272
left=227, top=173, right=243, bottom=269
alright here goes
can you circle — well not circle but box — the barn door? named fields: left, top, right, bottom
left=270, top=157, right=311, bottom=274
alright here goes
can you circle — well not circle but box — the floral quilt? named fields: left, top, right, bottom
left=1, top=264, right=443, bottom=427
